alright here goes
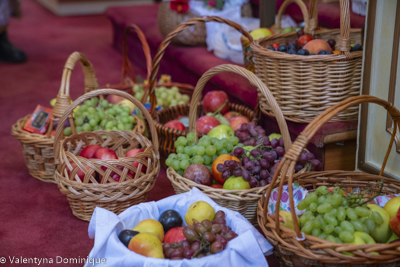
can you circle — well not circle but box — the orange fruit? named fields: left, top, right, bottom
left=211, top=154, right=241, bottom=185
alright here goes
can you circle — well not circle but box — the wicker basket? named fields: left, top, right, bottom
left=147, top=16, right=257, bottom=167
left=166, top=63, right=299, bottom=226
left=251, top=0, right=363, bottom=123
left=241, top=0, right=310, bottom=73
left=11, top=52, right=99, bottom=183
left=157, top=1, right=253, bottom=46
left=54, top=89, right=160, bottom=222
left=257, top=95, right=400, bottom=266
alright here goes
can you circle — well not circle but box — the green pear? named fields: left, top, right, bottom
left=368, top=204, right=392, bottom=243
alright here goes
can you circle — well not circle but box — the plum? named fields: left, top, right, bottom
left=183, top=164, right=211, bottom=185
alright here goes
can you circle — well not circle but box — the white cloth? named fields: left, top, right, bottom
left=85, top=188, right=273, bottom=267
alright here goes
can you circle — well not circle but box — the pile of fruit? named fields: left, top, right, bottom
left=66, top=144, right=145, bottom=183
left=118, top=201, right=238, bottom=259
left=275, top=185, right=400, bottom=250
left=266, top=29, right=363, bottom=56
left=61, top=96, right=137, bottom=137
left=133, top=85, right=190, bottom=108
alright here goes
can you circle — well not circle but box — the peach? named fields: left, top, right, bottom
left=303, top=39, right=332, bottom=55
left=229, top=115, right=250, bottom=131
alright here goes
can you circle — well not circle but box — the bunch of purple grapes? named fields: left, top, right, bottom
left=163, top=211, right=237, bottom=260
left=234, top=122, right=267, bottom=146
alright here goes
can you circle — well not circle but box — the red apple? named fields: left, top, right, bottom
left=126, top=148, right=147, bottom=174
left=66, top=161, right=95, bottom=182
left=224, top=111, right=241, bottom=121
left=94, top=148, right=118, bottom=160
left=107, top=95, right=125, bottom=104
left=229, top=115, right=250, bottom=131
left=164, top=227, right=186, bottom=244
left=79, top=145, right=102, bottom=159
left=390, top=207, right=400, bottom=237
left=165, top=120, right=185, bottom=131
left=109, top=171, right=134, bottom=183
left=196, top=116, right=220, bottom=134
left=203, top=91, right=229, bottom=114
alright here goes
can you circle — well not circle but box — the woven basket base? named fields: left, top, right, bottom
left=67, top=193, right=148, bottom=222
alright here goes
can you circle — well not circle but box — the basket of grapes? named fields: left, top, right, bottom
left=146, top=16, right=257, bottom=167
left=85, top=188, right=272, bottom=265
left=104, top=24, right=194, bottom=108
left=11, top=52, right=99, bottom=183
left=251, top=0, right=363, bottom=123
left=166, top=64, right=317, bottom=226
left=258, top=95, right=400, bottom=266
left=54, top=89, right=160, bottom=222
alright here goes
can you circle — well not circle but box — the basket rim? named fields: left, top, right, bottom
left=251, top=29, right=363, bottom=62
left=257, top=170, right=400, bottom=262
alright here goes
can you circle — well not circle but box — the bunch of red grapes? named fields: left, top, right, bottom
left=163, top=211, right=237, bottom=260
left=222, top=122, right=322, bottom=188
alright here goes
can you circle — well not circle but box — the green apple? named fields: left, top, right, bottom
left=384, top=196, right=400, bottom=218
left=368, top=204, right=392, bottom=243
left=208, top=125, right=234, bottom=140
left=250, top=28, right=274, bottom=40
left=269, top=133, right=281, bottom=141
left=386, top=232, right=399, bottom=243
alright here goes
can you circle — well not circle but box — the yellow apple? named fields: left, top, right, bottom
left=250, top=28, right=274, bottom=40
left=368, top=204, right=392, bottom=243
left=133, top=219, right=164, bottom=242
left=128, top=233, right=164, bottom=258
left=185, top=201, right=215, bottom=226
left=384, top=197, right=400, bottom=218
left=270, top=210, right=299, bottom=231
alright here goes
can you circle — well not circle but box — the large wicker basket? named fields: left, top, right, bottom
left=147, top=16, right=257, bottom=167
left=257, top=95, right=400, bottom=266
left=157, top=1, right=253, bottom=46
left=54, top=89, right=160, bottom=222
left=251, top=0, right=363, bottom=123
left=167, top=64, right=298, bottom=226
left=11, top=52, right=99, bottom=183
left=241, top=0, right=310, bottom=73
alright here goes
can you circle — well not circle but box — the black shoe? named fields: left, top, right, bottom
left=0, top=31, right=27, bottom=63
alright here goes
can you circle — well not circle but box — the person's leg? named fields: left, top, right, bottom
left=0, top=0, right=26, bottom=63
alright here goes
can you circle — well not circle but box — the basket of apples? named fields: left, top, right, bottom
left=145, top=16, right=256, bottom=167
left=251, top=0, right=363, bottom=123
left=85, top=188, right=272, bottom=266
left=166, top=64, right=319, bottom=225
left=258, top=95, right=400, bottom=266
left=54, top=89, right=160, bottom=222
left=11, top=52, right=99, bottom=183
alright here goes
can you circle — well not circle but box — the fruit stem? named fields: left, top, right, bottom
left=346, top=179, right=384, bottom=207
left=211, top=99, right=229, bottom=116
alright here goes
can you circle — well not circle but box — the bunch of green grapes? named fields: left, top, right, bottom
left=165, top=133, right=239, bottom=176
left=297, top=186, right=384, bottom=244
left=63, top=97, right=135, bottom=136
left=133, top=85, right=190, bottom=108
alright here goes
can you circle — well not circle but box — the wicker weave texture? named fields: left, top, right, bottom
left=257, top=95, right=400, bottom=265
left=54, top=89, right=160, bottom=222
left=251, top=0, right=363, bottom=123
left=166, top=64, right=298, bottom=226
left=10, top=52, right=99, bottom=183
left=157, top=1, right=252, bottom=47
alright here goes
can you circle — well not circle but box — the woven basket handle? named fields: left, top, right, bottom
left=262, top=95, right=400, bottom=241
left=188, top=64, right=292, bottom=151
left=54, top=89, right=159, bottom=163
left=144, top=16, right=254, bottom=117
left=308, top=0, right=352, bottom=55
left=275, top=0, right=310, bottom=32
left=121, top=24, right=152, bottom=85
left=46, top=52, right=99, bottom=138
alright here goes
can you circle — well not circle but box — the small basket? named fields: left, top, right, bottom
left=257, top=95, right=400, bottom=266
left=11, top=52, right=99, bottom=183
left=54, top=89, right=160, bottom=222
left=251, top=0, right=363, bottom=123
left=157, top=1, right=253, bottom=46
left=147, top=16, right=256, bottom=167
left=241, top=0, right=310, bottom=73
left=167, top=63, right=301, bottom=226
